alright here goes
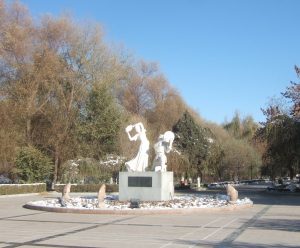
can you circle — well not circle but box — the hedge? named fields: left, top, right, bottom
left=54, top=184, right=118, bottom=193
left=0, top=183, right=46, bottom=195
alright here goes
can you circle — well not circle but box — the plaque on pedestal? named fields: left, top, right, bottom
left=118, top=171, right=174, bottom=201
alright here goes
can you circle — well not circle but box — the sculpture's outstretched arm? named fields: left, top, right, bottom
left=127, top=132, right=139, bottom=141
left=125, top=124, right=139, bottom=141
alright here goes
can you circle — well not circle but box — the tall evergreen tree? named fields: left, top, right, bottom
left=172, top=111, right=213, bottom=178
left=223, top=112, right=242, bottom=139
left=78, top=85, right=123, bottom=159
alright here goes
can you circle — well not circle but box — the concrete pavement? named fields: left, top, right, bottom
left=0, top=189, right=299, bottom=247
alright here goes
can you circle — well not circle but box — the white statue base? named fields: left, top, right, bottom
left=118, top=172, right=174, bottom=201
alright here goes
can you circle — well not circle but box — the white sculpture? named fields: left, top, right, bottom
left=125, top=122, right=150, bottom=172
left=153, top=131, right=175, bottom=172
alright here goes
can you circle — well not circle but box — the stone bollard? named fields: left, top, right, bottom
left=197, top=177, right=201, bottom=188
left=226, top=184, right=238, bottom=204
left=60, top=183, right=71, bottom=207
left=62, top=183, right=71, bottom=201
left=98, top=184, right=106, bottom=208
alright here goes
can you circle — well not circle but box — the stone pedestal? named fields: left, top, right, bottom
left=118, top=171, right=174, bottom=201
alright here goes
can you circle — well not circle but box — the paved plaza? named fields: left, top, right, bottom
left=0, top=189, right=299, bottom=248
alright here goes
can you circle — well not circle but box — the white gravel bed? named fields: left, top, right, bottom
left=28, top=194, right=252, bottom=210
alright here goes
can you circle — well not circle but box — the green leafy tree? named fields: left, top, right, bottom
left=15, top=146, right=53, bottom=183
left=221, top=138, right=261, bottom=181
left=223, top=113, right=262, bottom=180
left=204, top=142, right=225, bottom=181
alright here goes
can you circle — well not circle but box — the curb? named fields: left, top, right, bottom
left=24, top=202, right=253, bottom=215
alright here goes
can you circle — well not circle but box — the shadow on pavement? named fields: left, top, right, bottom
left=252, top=218, right=300, bottom=232
left=215, top=241, right=300, bottom=248
left=158, top=238, right=300, bottom=248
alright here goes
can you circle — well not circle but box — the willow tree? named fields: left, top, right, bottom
left=38, top=16, right=118, bottom=185
left=256, top=66, right=300, bottom=179
left=257, top=111, right=299, bottom=179
left=283, top=66, right=300, bottom=123
left=117, top=61, right=163, bottom=116
left=0, top=1, right=52, bottom=145
left=223, top=112, right=259, bottom=141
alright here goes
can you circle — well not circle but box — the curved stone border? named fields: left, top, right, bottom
left=24, top=202, right=253, bottom=215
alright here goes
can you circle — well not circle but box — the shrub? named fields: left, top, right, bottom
left=0, top=183, right=46, bottom=195
left=60, top=156, right=124, bottom=184
left=54, top=184, right=118, bottom=193
left=15, top=146, right=53, bottom=183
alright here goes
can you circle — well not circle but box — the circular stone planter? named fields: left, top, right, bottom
left=24, top=194, right=253, bottom=215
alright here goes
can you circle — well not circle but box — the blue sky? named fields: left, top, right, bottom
left=19, top=0, right=300, bottom=124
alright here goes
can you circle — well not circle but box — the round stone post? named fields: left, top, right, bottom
left=197, top=177, right=201, bottom=188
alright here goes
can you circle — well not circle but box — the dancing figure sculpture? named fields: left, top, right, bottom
left=153, top=131, right=175, bottom=172
left=125, top=122, right=150, bottom=172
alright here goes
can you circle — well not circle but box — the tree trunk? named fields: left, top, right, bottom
left=217, top=167, right=222, bottom=181
left=26, top=118, right=32, bottom=145
left=289, top=166, right=294, bottom=180
left=51, top=149, right=60, bottom=190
